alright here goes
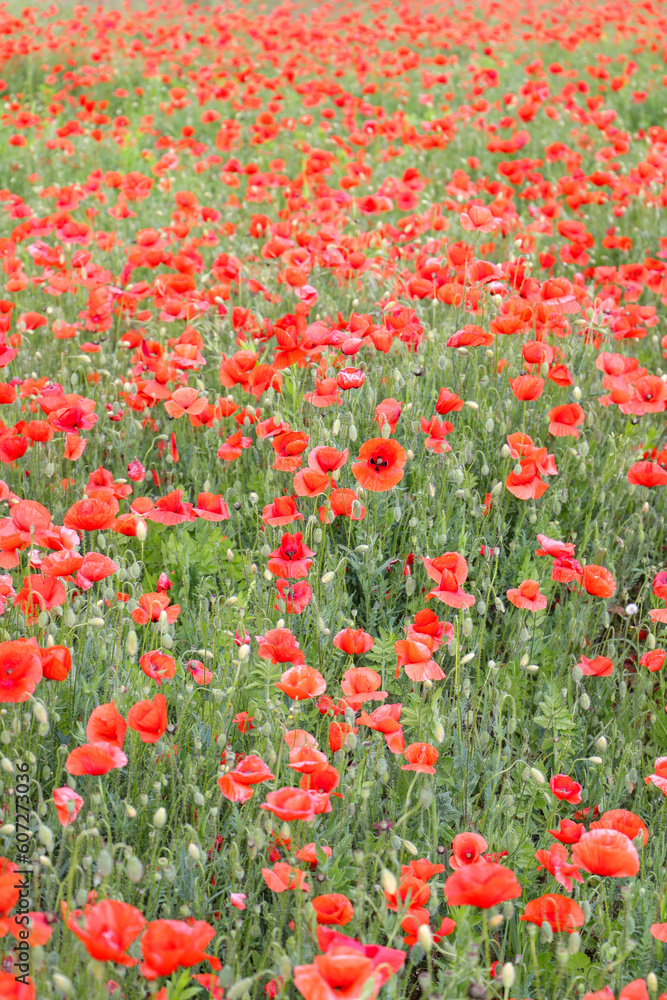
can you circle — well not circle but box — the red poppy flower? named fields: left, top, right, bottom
left=550, top=774, right=582, bottom=804
left=146, top=490, right=195, bottom=525
left=261, top=862, right=311, bottom=893
left=394, top=639, right=444, bottom=682
left=318, top=488, right=366, bottom=522
left=262, top=496, right=303, bottom=526
left=450, top=832, right=488, bottom=868
left=352, top=438, right=406, bottom=492
left=140, top=919, right=221, bottom=980
left=577, top=655, right=614, bottom=677
left=0, top=640, right=42, bottom=703
left=267, top=531, right=314, bottom=579
left=63, top=899, right=145, bottom=966
left=139, top=650, right=176, bottom=686
left=187, top=659, right=213, bottom=685
left=131, top=592, right=181, bottom=625
left=312, top=894, right=354, bottom=926
left=548, top=819, right=585, bottom=844
left=340, top=667, right=386, bottom=707
left=535, top=843, right=584, bottom=892
left=510, top=375, right=545, bottom=401
left=358, top=703, right=404, bottom=754
left=257, top=628, right=305, bottom=664
left=507, top=579, right=547, bottom=611
left=435, top=388, right=464, bottom=414
left=127, top=694, right=168, bottom=743
left=293, top=468, right=330, bottom=498
left=444, top=862, right=522, bottom=908
left=582, top=565, right=616, bottom=598
left=548, top=403, right=585, bottom=438
left=260, top=788, right=317, bottom=823
left=333, top=628, right=374, bottom=656
left=86, top=701, right=126, bottom=748
left=194, top=493, right=230, bottom=521
left=53, top=787, right=84, bottom=826
left=14, top=575, right=66, bottom=623
left=627, top=461, right=667, bottom=487
left=63, top=496, right=119, bottom=531
left=276, top=664, right=326, bottom=700
left=571, top=829, right=640, bottom=877
left=402, top=742, right=438, bottom=773
left=420, top=416, right=453, bottom=454
left=337, top=368, right=365, bottom=390
left=66, top=742, right=128, bottom=776
left=589, top=809, right=648, bottom=846
left=275, top=579, right=312, bottom=613
left=294, top=931, right=405, bottom=1000
left=520, top=893, right=584, bottom=933
left=640, top=649, right=665, bottom=672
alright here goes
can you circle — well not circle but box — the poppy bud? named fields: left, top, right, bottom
left=228, top=979, right=254, bottom=1000
left=572, top=665, right=583, bottom=684
left=573, top=386, right=581, bottom=400
left=53, top=974, right=73, bottom=995
left=45, top=462, right=55, bottom=478
left=0, top=758, right=12, bottom=774
left=418, top=924, right=433, bottom=953
left=135, top=520, right=147, bottom=542
left=596, top=736, right=607, bottom=752
left=321, top=571, right=335, bottom=584
left=188, top=843, right=201, bottom=862
left=125, top=802, right=137, bottom=818
left=465, top=400, right=478, bottom=410
left=97, top=849, right=113, bottom=877
left=540, top=920, right=553, bottom=942
left=39, top=824, right=54, bottom=849
left=501, top=963, right=515, bottom=989
left=153, top=807, right=167, bottom=828
left=501, top=444, right=511, bottom=458
left=647, top=972, right=658, bottom=994
left=380, top=868, right=397, bottom=895
left=568, top=932, right=581, bottom=955
left=503, top=902, right=515, bottom=919
left=648, top=632, right=656, bottom=650
left=581, top=900, right=591, bottom=921
left=33, top=701, right=48, bottom=725
left=530, top=767, right=545, bottom=784
left=463, top=618, right=473, bottom=637
left=238, top=644, right=250, bottom=661
left=488, top=914, right=503, bottom=929
left=280, top=956, right=292, bottom=978
left=434, top=721, right=445, bottom=743
left=485, top=418, right=494, bottom=433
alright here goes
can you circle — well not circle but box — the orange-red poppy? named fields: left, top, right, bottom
left=351, top=438, right=406, bottom=492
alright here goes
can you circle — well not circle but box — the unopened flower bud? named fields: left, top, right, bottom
left=188, top=843, right=201, bottom=862
left=596, top=736, right=607, bottom=752
left=530, top=767, right=545, bottom=784
left=135, top=520, right=147, bottom=542
left=647, top=972, right=658, bottom=994
left=501, top=963, right=515, bottom=989
left=418, top=924, right=433, bottom=953
left=434, top=721, right=445, bottom=743
left=540, top=920, right=553, bottom=942
left=52, top=973, right=73, bottom=995
left=568, top=931, right=581, bottom=955
left=380, top=869, right=397, bottom=895
left=153, top=807, right=167, bottom=829
left=580, top=691, right=590, bottom=710
left=126, top=631, right=138, bottom=656
left=573, top=386, right=581, bottom=400
left=33, top=701, right=48, bottom=725
left=97, top=849, right=113, bottom=877
left=588, top=757, right=603, bottom=765
left=321, top=571, right=335, bottom=584
left=488, top=914, right=504, bottom=929
left=238, top=644, right=250, bottom=661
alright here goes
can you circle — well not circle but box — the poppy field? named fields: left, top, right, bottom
left=3, top=0, right=667, bottom=997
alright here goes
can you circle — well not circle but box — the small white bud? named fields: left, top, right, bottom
left=530, top=767, right=545, bottom=784
left=501, top=963, right=515, bottom=989
left=135, top=520, right=147, bottom=542
left=153, top=807, right=167, bottom=829
left=380, top=869, right=397, bottom=895
left=596, top=736, right=607, bottom=752
left=417, top=924, right=433, bottom=953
